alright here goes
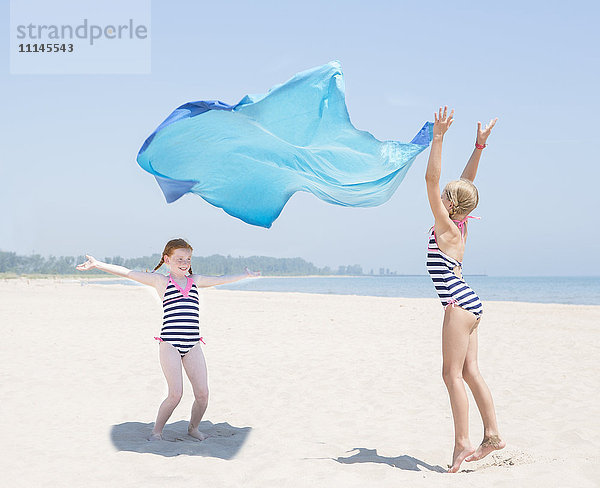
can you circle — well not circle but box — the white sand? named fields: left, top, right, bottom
left=1, top=279, right=599, bottom=487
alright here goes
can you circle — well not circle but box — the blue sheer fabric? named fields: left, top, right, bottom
left=137, top=61, right=433, bottom=228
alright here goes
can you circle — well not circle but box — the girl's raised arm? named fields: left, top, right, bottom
left=425, top=106, right=454, bottom=230
left=192, top=267, right=260, bottom=288
left=460, top=118, right=497, bottom=182
left=76, top=254, right=165, bottom=288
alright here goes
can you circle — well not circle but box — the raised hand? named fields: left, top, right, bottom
left=433, top=106, right=454, bottom=138
left=477, top=117, right=498, bottom=145
left=76, top=254, right=100, bottom=271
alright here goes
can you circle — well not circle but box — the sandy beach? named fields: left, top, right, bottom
left=1, top=279, right=598, bottom=487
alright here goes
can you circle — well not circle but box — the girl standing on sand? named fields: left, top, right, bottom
left=77, top=238, right=259, bottom=441
left=425, top=107, right=505, bottom=472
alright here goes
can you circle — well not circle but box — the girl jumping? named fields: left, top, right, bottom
left=77, top=238, right=259, bottom=441
left=425, top=107, right=505, bottom=472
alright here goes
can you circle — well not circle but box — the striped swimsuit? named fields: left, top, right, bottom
left=156, top=275, right=204, bottom=356
left=426, top=223, right=483, bottom=319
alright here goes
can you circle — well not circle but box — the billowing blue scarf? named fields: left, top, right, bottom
left=137, top=61, right=432, bottom=228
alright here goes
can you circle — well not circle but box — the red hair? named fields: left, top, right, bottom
left=152, top=238, right=193, bottom=275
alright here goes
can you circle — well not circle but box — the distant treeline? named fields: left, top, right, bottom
left=0, top=251, right=366, bottom=276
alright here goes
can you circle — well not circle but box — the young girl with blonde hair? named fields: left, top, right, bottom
left=77, top=238, right=259, bottom=441
left=425, top=107, right=505, bottom=472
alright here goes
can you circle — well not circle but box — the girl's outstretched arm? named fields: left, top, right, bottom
left=460, top=118, right=497, bottom=181
left=426, top=106, right=455, bottom=231
left=193, top=268, right=260, bottom=288
left=76, top=254, right=165, bottom=288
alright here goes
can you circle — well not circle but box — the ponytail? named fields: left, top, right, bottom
left=443, top=179, right=479, bottom=218
left=152, top=257, right=165, bottom=272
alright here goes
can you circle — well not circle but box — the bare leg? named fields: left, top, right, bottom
left=442, top=306, right=477, bottom=473
left=462, top=328, right=506, bottom=461
left=149, top=342, right=183, bottom=440
left=182, top=342, right=209, bottom=441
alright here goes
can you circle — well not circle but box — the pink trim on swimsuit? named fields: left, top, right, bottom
left=428, top=228, right=462, bottom=266
left=444, top=299, right=458, bottom=310
left=452, top=215, right=481, bottom=237
left=168, top=274, right=193, bottom=298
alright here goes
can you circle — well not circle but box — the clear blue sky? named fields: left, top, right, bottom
left=2, top=0, right=599, bottom=276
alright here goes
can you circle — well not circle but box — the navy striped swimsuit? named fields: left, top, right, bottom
left=157, top=275, right=203, bottom=356
left=426, top=227, right=483, bottom=319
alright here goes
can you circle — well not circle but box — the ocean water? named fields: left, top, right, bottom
left=219, top=276, right=600, bottom=306
left=89, top=276, right=600, bottom=305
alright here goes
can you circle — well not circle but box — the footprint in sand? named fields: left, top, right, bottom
left=474, top=449, right=536, bottom=470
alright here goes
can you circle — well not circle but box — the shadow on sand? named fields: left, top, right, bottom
left=334, top=447, right=446, bottom=473
left=110, top=420, right=251, bottom=459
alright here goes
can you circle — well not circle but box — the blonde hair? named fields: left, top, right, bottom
left=443, top=179, right=479, bottom=218
left=153, top=238, right=194, bottom=275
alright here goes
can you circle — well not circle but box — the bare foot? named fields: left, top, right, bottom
left=187, top=426, right=209, bottom=441
left=147, top=432, right=163, bottom=441
left=447, top=445, right=476, bottom=473
left=465, top=435, right=506, bottom=462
